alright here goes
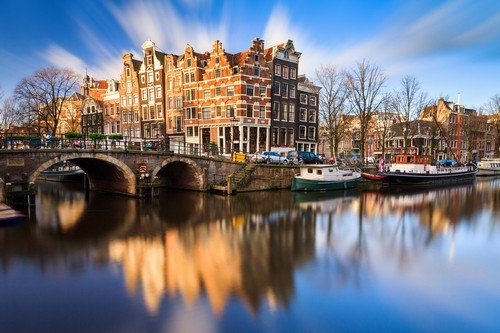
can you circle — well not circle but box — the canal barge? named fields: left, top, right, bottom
left=39, top=162, right=85, bottom=182
left=476, top=158, right=500, bottom=176
left=380, top=154, right=477, bottom=185
left=291, top=164, right=361, bottom=191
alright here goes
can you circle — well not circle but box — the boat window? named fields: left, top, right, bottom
left=328, top=168, right=333, bottom=172
left=408, top=156, right=414, bottom=163
left=307, top=168, right=313, bottom=173
left=316, top=170, right=322, bottom=175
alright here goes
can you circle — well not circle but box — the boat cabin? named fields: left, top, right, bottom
left=389, top=154, right=437, bottom=174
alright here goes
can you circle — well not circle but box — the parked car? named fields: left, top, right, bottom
left=252, top=151, right=289, bottom=165
left=287, top=151, right=322, bottom=164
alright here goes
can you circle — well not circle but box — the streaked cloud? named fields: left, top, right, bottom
left=106, top=0, right=228, bottom=54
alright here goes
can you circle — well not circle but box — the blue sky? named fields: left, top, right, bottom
left=1, top=0, right=499, bottom=108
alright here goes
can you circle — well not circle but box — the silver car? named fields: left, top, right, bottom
left=260, top=151, right=289, bottom=165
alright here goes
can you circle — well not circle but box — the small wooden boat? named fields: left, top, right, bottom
left=361, top=172, right=388, bottom=181
left=291, top=164, right=361, bottom=191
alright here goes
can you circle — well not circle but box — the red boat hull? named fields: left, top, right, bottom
left=361, top=172, right=388, bottom=181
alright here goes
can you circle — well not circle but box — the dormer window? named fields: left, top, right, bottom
left=255, top=54, right=259, bottom=62
left=284, top=50, right=289, bottom=59
left=187, top=59, right=191, bottom=67
left=126, top=67, right=130, bottom=77
left=232, top=66, right=239, bottom=75
left=215, top=56, right=219, bottom=64
left=147, top=55, right=152, bottom=66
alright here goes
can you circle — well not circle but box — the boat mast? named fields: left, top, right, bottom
left=457, top=93, right=462, bottom=163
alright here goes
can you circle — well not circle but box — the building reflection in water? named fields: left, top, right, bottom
left=1, top=180, right=498, bottom=319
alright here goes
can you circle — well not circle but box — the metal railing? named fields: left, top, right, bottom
left=0, top=134, right=233, bottom=160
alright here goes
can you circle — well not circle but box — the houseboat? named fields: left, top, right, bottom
left=381, top=154, right=477, bottom=185
left=291, top=164, right=361, bottom=191
left=476, top=158, right=500, bottom=176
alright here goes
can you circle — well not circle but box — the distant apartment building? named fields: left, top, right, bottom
left=297, top=75, right=320, bottom=152
left=103, top=80, right=120, bottom=136
left=119, top=53, right=142, bottom=142
left=81, top=75, right=107, bottom=136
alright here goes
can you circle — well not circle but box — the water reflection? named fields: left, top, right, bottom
left=1, top=179, right=499, bottom=332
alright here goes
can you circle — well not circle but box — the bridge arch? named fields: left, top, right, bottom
left=151, top=156, right=206, bottom=191
left=31, top=153, right=137, bottom=196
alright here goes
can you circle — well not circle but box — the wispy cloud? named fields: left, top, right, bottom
left=106, top=0, right=228, bottom=54
left=41, top=44, right=122, bottom=80
left=263, top=0, right=500, bottom=79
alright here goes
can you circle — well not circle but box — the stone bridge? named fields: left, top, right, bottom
left=0, top=149, right=242, bottom=201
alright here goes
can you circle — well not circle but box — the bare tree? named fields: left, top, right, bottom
left=14, top=67, right=80, bottom=136
left=345, top=59, right=387, bottom=164
left=0, top=97, right=20, bottom=131
left=316, top=65, right=349, bottom=159
left=484, top=94, right=500, bottom=157
left=389, top=75, right=430, bottom=153
left=374, top=94, right=397, bottom=160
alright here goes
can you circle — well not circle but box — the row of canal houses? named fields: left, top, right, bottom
left=80, top=38, right=320, bottom=155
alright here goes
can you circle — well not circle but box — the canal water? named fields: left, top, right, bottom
left=1, top=178, right=499, bottom=333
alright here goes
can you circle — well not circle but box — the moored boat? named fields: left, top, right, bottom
left=380, top=154, right=477, bottom=185
left=291, top=164, right=361, bottom=191
left=39, top=162, right=85, bottom=182
left=361, top=172, right=388, bottom=181
left=476, top=158, right=500, bottom=176
left=0, top=203, right=24, bottom=226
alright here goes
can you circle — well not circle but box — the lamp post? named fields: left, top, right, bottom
left=230, top=116, right=237, bottom=160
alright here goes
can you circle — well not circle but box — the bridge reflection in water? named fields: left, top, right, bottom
left=0, top=178, right=499, bottom=332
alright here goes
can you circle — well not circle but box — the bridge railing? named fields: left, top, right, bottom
left=0, top=134, right=234, bottom=160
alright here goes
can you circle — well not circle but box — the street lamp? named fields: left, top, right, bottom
left=230, top=116, right=238, bottom=160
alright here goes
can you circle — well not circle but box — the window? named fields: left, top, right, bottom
left=187, top=126, right=194, bottom=137
left=147, top=55, right=152, bottom=66
left=187, top=59, right=191, bottom=67
left=216, top=106, right=222, bottom=117
left=308, top=109, right=316, bottom=123
left=246, top=85, right=254, bottom=96
left=275, top=64, right=281, bottom=76
left=202, top=107, right=211, bottom=119
left=300, top=93, right=307, bottom=104
left=290, top=68, right=296, bottom=79
left=186, top=107, right=197, bottom=119
left=141, top=75, right=145, bottom=84
left=308, top=126, right=316, bottom=140
left=281, top=83, right=288, bottom=97
left=204, top=89, right=211, bottom=99
left=147, top=72, right=153, bottom=83
left=156, top=104, right=163, bottom=118
left=299, top=125, right=306, bottom=139
left=272, top=127, right=279, bottom=145
left=168, top=78, right=173, bottom=90
left=259, top=106, right=265, bottom=119
left=215, top=87, right=221, bottom=97
left=226, top=105, right=235, bottom=118
left=280, top=103, right=287, bottom=121
left=273, top=102, right=279, bottom=120
left=149, top=88, right=154, bottom=102
left=283, top=66, right=289, bottom=79
left=273, top=81, right=280, bottom=95
left=155, top=72, right=160, bottom=81
left=127, top=95, right=132, bottom=106
left=190, top=72, right=195, bottom=82
left=259, top=86, right=266, bottom=97
left=133, top=94, right=138, bottom=105
left=309, top=96, right=317, bottom=106
left=156, top=87, right=161, bottom=98
left=121, top=96, right=126, bottom=107
left=255, top=54, right=259, bottom=62
left=279, top=128, right=287, bottom=146
left=300, top=108, right=307, bottom=121
left=246, top=105, right=253, bottom=117
left=227, top=86, right=234, bottom=97
left=289, top=85, right=296, bottom=98
left=253, top=66, right=259, bottom=76
left=126, top=81, right=132, bottom=93
left=150, top=106, right=155, bottom=120
left=184, top=73, right=190, bottom=83
left=142, top=106, right=148, bottom=120
left=215, top=56, right=219, bottom=64
left=288, top=128, right=294, bottom=146
left=215, top=69, right=221, bottom=78
left=289, top=103, right=295, bottom=122
left=141, top=89, right=147, bottom=101
left=232, top=66, right=239, bottom=75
